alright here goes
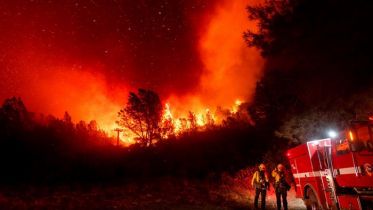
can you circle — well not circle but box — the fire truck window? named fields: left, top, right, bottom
left=357, top=126, right=373, bottom=150
left=336, top=138, right=350, bottom=155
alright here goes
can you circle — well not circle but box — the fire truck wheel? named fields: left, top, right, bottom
left=304, top=188, right=321, bottom=210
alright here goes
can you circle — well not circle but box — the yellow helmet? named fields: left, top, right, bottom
left=259, top=164, right=266, bottom=171
left=277, top=164, right=284, bottom=170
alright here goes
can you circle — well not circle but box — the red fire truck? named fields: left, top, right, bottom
left=287, top=121, right=373, bottom=210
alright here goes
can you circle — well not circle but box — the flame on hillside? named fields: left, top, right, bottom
left=90, top=0, right=264, bottom=145
left=2, top=0, right=264, bottom=146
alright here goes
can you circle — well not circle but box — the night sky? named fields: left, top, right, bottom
left=0, top=0, right=262, bottom=129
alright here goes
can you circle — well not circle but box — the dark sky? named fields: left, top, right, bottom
left=0, top=0, right=210, bottom=93
left=0, top=0, right=262, bottom=129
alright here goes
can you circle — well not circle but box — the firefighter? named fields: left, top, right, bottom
left=272, top=164, right=290, bottom=210
left=251, top=163, right=270, bottom=210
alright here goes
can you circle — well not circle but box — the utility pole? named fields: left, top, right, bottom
left=114, top=128, right=123, bottom=146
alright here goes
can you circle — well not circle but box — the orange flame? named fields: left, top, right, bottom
left=1, top=0, right=264, bottom=146
left=156, top=0, right=264, bottom=138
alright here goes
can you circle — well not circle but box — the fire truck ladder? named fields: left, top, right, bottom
left=323, top=145, right=339, bottom=209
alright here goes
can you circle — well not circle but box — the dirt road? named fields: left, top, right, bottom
left=0, top=179, right=306, bottom=209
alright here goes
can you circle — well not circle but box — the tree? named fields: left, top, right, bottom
left=0, top=97, right=32, bottom=137
left=117, top=89, right=163, bottom=146
left=187, top=111, right=198, bottom=133
left=63, top=111, right=74, bottom=132
left=276, top=88, right=373, bottom=144
left=88, top=120, right=98, bottom=131
left=178, top=118, right=188, bottom=135
left=244, top=0, right=373, bottom=143
left=234, top=102, right=252, bottom=125
left=275, top=107, right=351, bottom=144
left=202, top=109, right=215, bottom=130
left=244, top=0, right=373, bottom=94
left=248, top=79, right=292, bottom=128
left=214, top=106, right=232, bottom=125
left=161, top=116, right=175, bottom=139
left=161, top=103, right=175, bottom=138
left=76, top=120, right=88, bottom=133
left=244, top=0, right=298, bottom=57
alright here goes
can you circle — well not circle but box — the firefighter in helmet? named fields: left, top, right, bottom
left=272, top=164, right=290, bottom=210
left=251, top=163, right=270, bottom=210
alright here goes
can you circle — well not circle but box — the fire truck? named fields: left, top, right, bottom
left=287, top=121, right=373, bottom=210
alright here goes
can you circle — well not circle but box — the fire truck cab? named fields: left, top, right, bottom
left=287, top=121, right=373, bottom=210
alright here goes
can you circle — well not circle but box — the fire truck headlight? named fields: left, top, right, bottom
left=329, top=131, right=337, bottom=138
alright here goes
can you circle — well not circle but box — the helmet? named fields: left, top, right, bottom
left=277, top=164, right=284, bottom=171
left=259, top=164, right=266, bottom=171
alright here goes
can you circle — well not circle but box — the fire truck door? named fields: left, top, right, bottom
left=294, top=154, right=315, bottom=199
left=334, top=138, right=361, bottom=187
left=289, top=158, right=302, bottom=197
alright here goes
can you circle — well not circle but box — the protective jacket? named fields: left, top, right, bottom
left=272, top=170, right=283, bottom=182
left=272, top=170, right=290, bottom=192
left=252, top=170, right=269, bottom=189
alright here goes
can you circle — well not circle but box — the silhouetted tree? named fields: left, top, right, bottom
left=243, top=0, right=297, bottom=57
left=234, top=102, right=252, bottom=124
left=63, top=111, right=74, bottom=132
left=214, top=106, right=232, bottom=125
left=88, top=120, right=98, bottom=131
left=245, top=0, right=373, bottom=143
left=276, top=89, right=373, bottom=144
left=76, top=120, right=88, bottom=133
left=202, top=109, right=215, bottom=130
left=161, top=116, right=175, bottom=139
left=187, top=111, right=198, bottom=133
left=222, top=117, right=237, bottom=128
left=117, top=89, right=163, bottom=146
left=0, top=97, right=32, bottom=137
left=248, top=81, right=285, bottom=128
left=179, top=118, right=188, bottom=135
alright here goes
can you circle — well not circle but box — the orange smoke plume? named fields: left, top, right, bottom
left=1, top=0, right=265, bottom=145
left=8, top=61, right=129, bottom=140
left=198, top=0, right=264, bottom=106
left=166, top=0, right=264, bottom=119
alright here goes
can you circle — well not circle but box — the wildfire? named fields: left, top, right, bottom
left=113, top=100, right=243, bottom=143
left=230, top=99, right=242, bottom=114
left=76, top=94, right=246, bottom=146
left=1, top=0, right=263, bottom=147
left=164, top=103, right=173, bottom=121
left=236, top=100, right=242, bottom=106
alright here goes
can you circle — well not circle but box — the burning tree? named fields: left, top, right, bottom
left=161, top=103, right=175, bottom=139
left=187, top=111, right=198, bottom=133
left=202, top=109, right=215, bottom=130
left=117, top=89, right=163, bottom=147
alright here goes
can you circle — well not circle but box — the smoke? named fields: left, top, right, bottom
left=199, top=0, right=263, bottom=104
left=0, top=48, right=128, bottom=131
left=0, top=0, right=264, bottom=133
left=166, top=0, right=264, bottom=118
left=33, top=67, right=129, bottom=132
